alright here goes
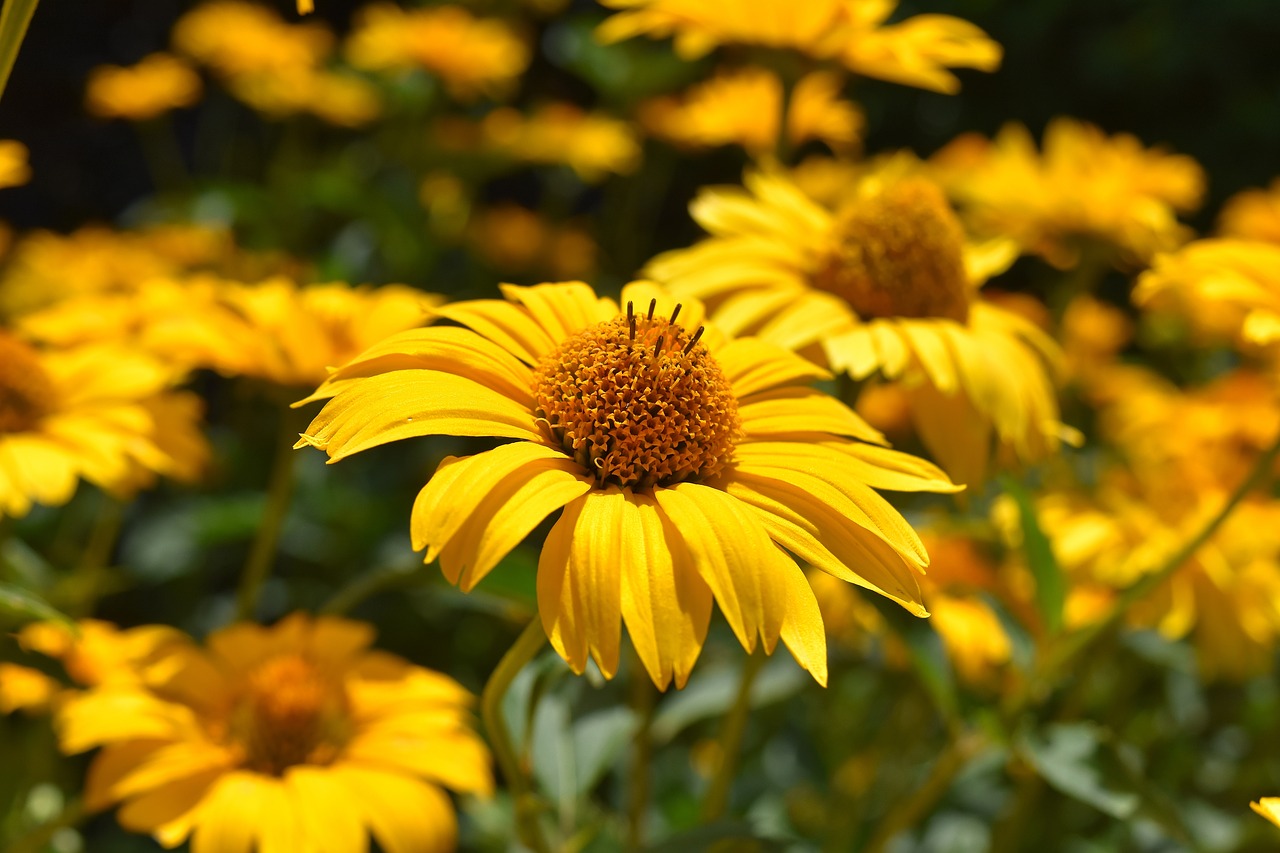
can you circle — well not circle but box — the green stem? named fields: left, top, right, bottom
left=69, top=496, right=125, bottom=616
left=862, top=733, right=981, bottom=853
left=234, top=409, right=301, bottom=622
left=0, top=0, right=39, bottom=102
left=481, top=617, right=551, bottom=853
left=626, top=651, right=657, bottom=850
left=1024, top=429, right=1280, bottom=705
left=320, top=561, right=421, bottom=616
left=7, top=797, right=83, bottom=853
left=700, top=647, right=767, bottom=822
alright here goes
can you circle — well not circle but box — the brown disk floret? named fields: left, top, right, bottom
left=0, top=333, right=56, bottom=434
left=814, top=178, right=971, bottom=323
left=532, top=301, right=742, bottom=490
left=232, top=654, right=349, bottom=775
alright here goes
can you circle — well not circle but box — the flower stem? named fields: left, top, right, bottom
left=626, top=650, right=657, bottom=850
left=862, top=733, right=981, bottom=853
left=0, top=0, right=39, bottom=101
left=69, top=495, right=125, bottom=615
left=481, top=617, right=551, bottom=853
left=700, top=647, right=767, bottom=822
left=234, top=408, right=301, bottom=622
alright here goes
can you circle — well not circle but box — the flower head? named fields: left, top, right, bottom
left=646, top=168, right=1063, bottom=486
left=597, top=0, right=1000, bottom=94
left=85, top=53, right=203, bottom=121
left=1219, top=178, right=1280, bottom=244
left=297, top=281, right=958, bottom=688
left=57, top=613, right=491, bottom=852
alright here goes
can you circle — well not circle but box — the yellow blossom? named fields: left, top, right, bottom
left=640, top=67, right=862, bottom=156
left=0, top=139, right=31, bottom=189
left=346, top=3, right=529, bottom=99
left=296, top=281, right=960, bottom=687
left=597, top=0, right=1001, bottom=94
left=85, top=53, right=203, bottom=121
left=466, top=204, right=598, bottom=280
left=57, top=613, right=492, bottom=852
left=1219, top=178, right=1280, bottom=244
left=172, top=0, right=333, bottom=78
left=932, top=119, right=1204, bottom=267
left=0, top=663, right=61, bottom=714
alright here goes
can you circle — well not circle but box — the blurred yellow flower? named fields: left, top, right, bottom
left=932, top=119, right=1204, bottom=267
left=57, top=613, right=492, bottom=852
left=346, top=3, right=529, bottom=99
left=84, top=53, right=203, bottom=121
left=1135, top=239, right=1280, bottom=349
left=647, top=168, right=1063, bottom=486
left=1060, top=294, right=1133, bottom=384
left=640, top=67, right=862, bottom=156
left=1219, top=178, right=1280, bottom=243
left=466, top=104, right=642, bottom=181
left=1252, top=798, right=1280, bottom=828
left=0, top=139, right=31, bottom=188
left=297, top=281, right=959, bottom=688
left=0, top=333, right=209, bottom=517
left=229, top=66, right=382, bottom=126
left=598, top=0, right=1000, bottom=94
left=0, top=663, right=61, bottom=714
left=172, top=0, right=333, bottom=78
left=466, top=203, right=598, bottom=280
left=19, top=619, right=188, bottom=689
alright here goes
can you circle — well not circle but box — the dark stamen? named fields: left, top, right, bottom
left=669, top=303, right=682, bottom=325
left=683, top=326, right=705, bottom=353
left=647, top=298, right=656, bottom=321
left=627, top=301, right=635, bottom=340
left=654, top=334, right=665, bottom=356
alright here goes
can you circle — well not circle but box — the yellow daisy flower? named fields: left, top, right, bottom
left=345, top=3, right=529, bottom=99
left=639, top=67, right=862, bottom=156
left=84, top=53, right=203, bottom=122
left=57, top=613, right=492, bottom=852
left=19, top=619, right=188, bottom=689
left=0, top=138, right=31, bottom=189
left=1219, top=178, right=1280, bottom=244
left=463, top=104, right=642, bottom=182
left=646, top=168, right=1063, bottom=486
left=597, top=0, right=1001, bottom=94
left=296, top=281, right=959, bottom=688
left=466, top=203, right=598, bottom=280
left=1135, top=238, right=1280, bottom=349
left=0, top=333, right=208, bottom=518
left=932, top=118, right=1205, bottom=267
left=172, top=0, right=334, bottom=79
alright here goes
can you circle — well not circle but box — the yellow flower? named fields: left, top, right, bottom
left=639, top=67, right=862, bottom=156
left=471, top=104, right=641, bottom=181
left=597, top=0, right=1000, bottom=94
left=466, top=204, right=598, bottom=280
left=346, top=3, right=529, bottom=99
left=1219, top=178, right=1280, bottom=244
left=0, top=334, right=209, bottom=517
left=1134, top=239, right=1280, bottom=349
left=297, top=281, right=958, bottom=688
left=0, top=139, right=31, bottom=189
left=646, top=168, right=1063, bottom=486
left=57, top=613, right=492, bottom=852
left=19, top=619, right=188, bottom=688
left=172, top=0, right=334, bottom=78
left=228, top=66, right=382, bottom=126
left=1252, top=798, right=1280, bottom=829
left=85, top=53, right=203, bottom=121
left=0, top=663, right=61, bottom=714
left=932, top=119, right=1204, bottom=267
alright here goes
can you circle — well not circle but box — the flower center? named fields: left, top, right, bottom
left=232, top=654, right=349, bottom=775
left=814, top=178, right=970, bottom=323
left=0, top=334, right=56, bottom=434
left=532, top=301, right=741, bottom=490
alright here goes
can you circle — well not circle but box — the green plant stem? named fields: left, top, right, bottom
left=626, top=651, right=657, bottom=851
left=7, top=797, right=83, bottom=853
left=481, top=617, right=551, bottom=853
left=700, top=647, right=767, bottom=822
left=69, top=496, right=125, bottom=615
left=862, top=733, right=981, bottom=853
left=0, top=0, right=39, bottom=101
left=320, top=561, right=421, bottom=615
left=1015, top=429, right=1280, bottom=710
left=234, top=409, right=301, bottom=622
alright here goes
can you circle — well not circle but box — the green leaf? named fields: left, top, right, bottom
left=1000, top=474, right=1066, bottom=634
left=0, top=581, right=75, bottom=632
left=650, top=656, right=807, bottom=744
left=1019, top=723, right=1139, bottom=819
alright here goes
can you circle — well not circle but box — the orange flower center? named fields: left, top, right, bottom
left=815, top=178, right=970, bottom=324
left=0, top=333, right=56, bottom=434
left=532, top=301, right=741, bottom=490
left=233, top=654, right=349, bottom=775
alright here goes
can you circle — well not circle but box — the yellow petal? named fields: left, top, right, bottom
left=1252, top=798, right=1280, bottom=829
left=898, top=320, right=959, bottom=394
left=343, top=725, right=494, bottom=796
left=536, top=489, right=625, bottom=677
left=191, top=772, right=269, bottom=853
left=117, top=768, right=222, bottom=847
left=307, top=617, right=376, bottom=672
left=776, top=555, right=828, bottom=686
left=737, top=440, right=959, bottom=495
left=653, top=483, right=786, bottom=654
left=499, top=281, right=606, bottom=343
left=334, top=765, right=457, bottom=853
left=285, top=766, right=369, bottom=853
left=738, top=387, right=886, bottom=444
left=906, top=384, right=991, bottom=487
left=296, top=370, right=542, bottom=461
left=619, top=280, right=707, bottom=333
left=57, top=688, right=200, bottom=753
left=619, top=492, right=713, bottom=690
left=714, top=338, right=830, bottom=399
left=431, top=299, right=556, bottom=365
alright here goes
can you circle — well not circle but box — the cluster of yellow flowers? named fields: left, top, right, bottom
left=4, top=0, right=1280, bottom=848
